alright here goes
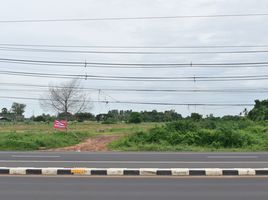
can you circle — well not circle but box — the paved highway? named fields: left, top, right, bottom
left=0, top=176, right=267, bottom=200
left=0, top=151, right=268, bottom=168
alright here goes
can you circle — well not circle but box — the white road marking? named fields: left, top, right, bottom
left=207, top=156, right=259, bottom=159
left=1, top=160, right=268, bottom=164
left=11, top=155, right=60, bottom=158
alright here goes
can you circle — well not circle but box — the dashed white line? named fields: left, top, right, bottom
left=207, top=156, right=259, bottom=159
left=11, top=155, right=60, bottom=158
left=2, top=160, right=268, bottom=164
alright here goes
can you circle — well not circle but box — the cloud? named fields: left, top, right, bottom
left=0, top=0, right=268, bottom=117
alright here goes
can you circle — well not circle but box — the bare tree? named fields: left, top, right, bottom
left=40, top=79, right=91, bottom=119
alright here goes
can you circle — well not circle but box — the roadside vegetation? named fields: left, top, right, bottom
left=0, top=122, right=156, bottom=150
left=109, top=100, right=268, bottom=151
left=0, top=99, right=268, bottom=151
left=109, top=118, right=268, bottom=151
left=0, top=131, right=92, bottom=150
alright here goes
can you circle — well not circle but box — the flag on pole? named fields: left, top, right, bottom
left=54, top=120, right=68, bottom=130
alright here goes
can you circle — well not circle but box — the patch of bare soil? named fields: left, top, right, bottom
left=52, top=135, right=122, bottom=152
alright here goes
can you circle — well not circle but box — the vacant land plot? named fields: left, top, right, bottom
left=109, top=120, right=268, bottom=152
left=1, top=119, right=268, bottom=152
left=0, top=122, right=157, bottom=150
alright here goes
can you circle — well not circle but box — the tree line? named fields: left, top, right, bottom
left=29, top=99, right=268, bottom=123
left=1, top=99, right=268, bottom=123
left=0, top=102, right=26, bottom=121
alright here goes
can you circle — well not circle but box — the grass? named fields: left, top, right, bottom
left=1, top=120, right=268, bottom=152
left=0, top=121, right=157, bottom=150
left=109, top=119, right=268, bottom=152
left=0, top=131, right=92, bottom=150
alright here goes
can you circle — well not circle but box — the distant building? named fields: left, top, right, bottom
left=0, top=116, right=10, bottom=122
left=0, top=114, right=24, bottom=121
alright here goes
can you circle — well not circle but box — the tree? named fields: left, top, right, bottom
left=248, top=99, right=268, bottom=121
left=164, top=110, right=182, bottom=121
left=40, top=79, right=92, bottom=119
left=1, top=108, right=8, bottom=115
left=74, top=112, right=95, bottom=122
left=190, top=113, right=202, bottom=121
left=128, top=112, right=142, bottom=124
left=32, top=114, right=56, bottom=122
left=11, top=102, right=26, bottom=115
left=33, top=115, right=46, bottom=122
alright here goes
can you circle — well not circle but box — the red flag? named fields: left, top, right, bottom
left=54, top=120, right=68, bottom=130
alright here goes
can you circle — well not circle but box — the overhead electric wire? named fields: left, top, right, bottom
left=0, top=95, right=254, bottom=107
left=1, top=82, right=268, bottom=92
left=1, top=70, right=268, bottom=82
left=1, top=86, right=268, bottom=94
left=1, top=57, right=268, bottom=69
left=1, top=43, right=268, bottom=49
left=1, top=46, right=268, bottom=54
left=3, top=60, right=268, bottom=69
left=0, top=13, right=268, bottom=23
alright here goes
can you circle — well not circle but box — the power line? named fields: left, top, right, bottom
left=1, top=57, right=268, bottom=69
left=0, top=13, right=268, bottom=23
left=2, top=61, right=268, bottom=69
left=0, top=95, right=254, bottom=107
left=1, top=86, right=268, bottom=94
left=1, top=43, right=268, bottom=49
left=1, top=46, right=268, bottom=54
left=1, top=70, right=268, bottom=82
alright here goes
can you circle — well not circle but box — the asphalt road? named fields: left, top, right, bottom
left=0, top=176, right=267, bottom=200
left=0, top=151, right=268, bottom=168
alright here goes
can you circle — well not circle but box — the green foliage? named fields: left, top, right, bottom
left=32, top=114, right=56, bottom=122
left=11, top=102, right=26, bottom=115
left=96, top=109, right=182, bottom=123
left=190, top=113, right=202, bottom=121
left=1, top=108, right=8, bottom=115
left=248, top=100, right=268, bottom=121
left=0, top=131, right=92, bottom=150
left=33, top=115, right=46, bottom=122
left=128, top=112, right=142, bottom=124
left=101, top=118, right=117, bottom=124
left=74, top=112, right=95, bottom=122
left=110, top=119, right=268, bottom=151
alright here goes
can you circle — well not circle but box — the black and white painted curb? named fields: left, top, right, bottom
left=0, top=168, right=268, bottom=176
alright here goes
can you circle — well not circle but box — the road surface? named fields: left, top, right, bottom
left=0, top=176, right=267, bottom=200
left=0, top=151, right=268, bottom=168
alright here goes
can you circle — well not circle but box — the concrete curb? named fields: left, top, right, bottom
left=0, top=168, right=268, bottom=176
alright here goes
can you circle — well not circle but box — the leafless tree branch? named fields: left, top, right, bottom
left=39, top=79, right=92, bottom=118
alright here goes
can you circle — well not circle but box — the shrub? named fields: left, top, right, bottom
left=128, top=112, right=142, bottom=124
left=101, top=118, right=117, bottom=124
left=111, top=119, right=259, bottom=151
left=190, top=113, right=203, bottom=121
left=165, top=120, right=197, bottom=133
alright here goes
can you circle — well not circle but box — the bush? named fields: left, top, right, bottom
left=166, top=120, right=197, bottom=133
left=33, top=115, right=46, bottom=122
left=248, top=100, right=268, bottom=121
left=128, top=112, right=142, bottom=124
left=101, top=118, right=117, bottom=124
left=110, top=119, right=261, bottom=151
left=190, top=113, right=202, bottom=121
left=0, top=131, right=92, bottom=150
left=75, top=112, right=95, bottom=122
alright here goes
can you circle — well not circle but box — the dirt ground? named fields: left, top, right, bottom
left=52, top=135, right=122, bottom=151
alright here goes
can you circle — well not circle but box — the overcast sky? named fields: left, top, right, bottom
left=0, top=0, right=268, bottom=117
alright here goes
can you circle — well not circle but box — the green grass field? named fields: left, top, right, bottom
left=109, top=120, right=268, bottom=152
left=1, top=120, right=268, bottom=152
left=0, top=121, right=156, bottom=150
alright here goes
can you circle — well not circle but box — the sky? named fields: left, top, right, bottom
left=0, top=0, right=268, bottom=117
